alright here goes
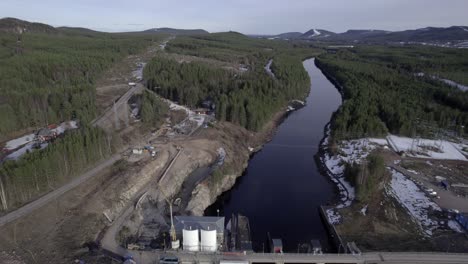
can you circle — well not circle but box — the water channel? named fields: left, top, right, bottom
left=206, top=58, right=342, bottom=252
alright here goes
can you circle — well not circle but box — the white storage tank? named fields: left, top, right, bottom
left=182, top=228, right=199, bottom=251
left=200, top=229, right=217, bottom=252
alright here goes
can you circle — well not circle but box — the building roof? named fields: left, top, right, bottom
left=174, top=216, right=224, bottom=233
left=36, top=128, right=54, bottom=136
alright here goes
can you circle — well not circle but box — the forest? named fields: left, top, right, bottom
left=145, top=33, right=319, bottom=131
left=0, top=30, right=162, bottom=212
left=0, top=31, right=157, bottom=140
left=140, top=90, right=169, bottom=128
left=0, top=126, right=113, bottom=211
left=317, top=46, right=468, bottom=140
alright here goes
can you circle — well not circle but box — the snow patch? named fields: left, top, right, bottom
left=386, top=168, right=441, bottom=236
left=307, top=29, right=321, bottom=38
left=387, top=135, right=467, bottom=161
left=4, top=133, right=35, bottom=150
left=360, top=205, right=368, bottom=216
left=264, top=59, right=275, bottom=78
left=326, top=208, right=341, bottom=224
left=448, top=220, right=464, bottom=233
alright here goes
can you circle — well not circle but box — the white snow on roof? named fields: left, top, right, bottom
left=387, top=135, right=467, bottom=161
left=386, top=168, right=440, bottom=236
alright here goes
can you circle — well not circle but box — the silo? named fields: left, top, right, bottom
left=182, top=228, right=199, bottom=251
left=200, top=229, right=217, bottom=252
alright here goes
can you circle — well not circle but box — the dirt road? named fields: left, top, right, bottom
left=0, top=154, right=121, bottom=227
left=91, top=83, right=143, bottom=128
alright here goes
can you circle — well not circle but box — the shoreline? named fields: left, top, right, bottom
left=195, top=58, right=348, bottom=220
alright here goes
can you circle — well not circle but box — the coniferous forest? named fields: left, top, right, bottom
left=0, top=32, right=154, bottom=139
left=317, top=46, right=468, bottom=140
left=145, top=33, right=319, bottom=131
left=0, top=31, right=158, bottom=211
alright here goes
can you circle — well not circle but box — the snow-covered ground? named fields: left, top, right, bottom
left=448, top=220, right=464, bottom=233
left=264, top=59, right=275, bottom=78
left=321, top=134, right=393, bottom=224
left=415, top=72, right=468, bottom=92
left=387, top=135, right=467, bottom=161
left=4, top=133, right=35, bottom=151
left=386, top=168, right=441, bottom=236
left=326, top=208, right=341, bottom=224
left=3, top=121, right=78, bottom=161
left=163, top=98, right=205, bottom=131
left=132, top=62, right=147, bottom=81
left=324, top=137, right=389, bottom=175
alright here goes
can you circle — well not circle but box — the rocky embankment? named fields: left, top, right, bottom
left=186, top=107, right=296, bottom=216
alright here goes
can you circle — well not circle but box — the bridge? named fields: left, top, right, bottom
left=105, top=249, right=468, bottom=264
left=164, top=251, right=468, bottom=264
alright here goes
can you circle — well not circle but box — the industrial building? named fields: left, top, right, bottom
left=173, top=216, right=225, bottom=252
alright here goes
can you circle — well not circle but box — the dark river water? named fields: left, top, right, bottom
left=206, top=58, right=342, bottom=252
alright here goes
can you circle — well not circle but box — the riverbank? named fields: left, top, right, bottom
left=186, top=96, right=308, bottom=216
left=200, top=58, right=342, bottom=252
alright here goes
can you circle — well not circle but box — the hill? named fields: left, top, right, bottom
left=141, top=27, right=208, bottom=35
left=56, top=26, right=105, bottom=36
left=300, top=29, right=336, bottom=39
left=0, top=17, right=57, bottom=34
left=261, top=26, right=468, bottom=46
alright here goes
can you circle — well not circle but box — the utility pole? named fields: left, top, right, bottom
left=158, top=184, right=178, bottom=249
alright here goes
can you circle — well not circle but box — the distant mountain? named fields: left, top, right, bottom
left=141, top=27, right=209, bottom=35
left=0, top=17, right=57, bottom=34
left=363, top=26, right=468, bottom=42
left=332, top=29, right=389, bottom=41
left=56, top=26, right=104, bottom=36
left=276, top=32, right=303, bottom=39
left=261, top=26, right=468, bottom=46
left=300, top=29, right=336, bottom=39
left=0, top=17, right=209, bottom=36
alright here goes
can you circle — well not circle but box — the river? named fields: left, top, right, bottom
left=206, top=58, right=343, bottom=252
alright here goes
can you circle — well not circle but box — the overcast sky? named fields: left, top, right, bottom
left=1, top=0, right=467, bottom=34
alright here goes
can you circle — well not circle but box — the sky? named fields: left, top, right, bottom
left=1, top=0, right=467, bottom=34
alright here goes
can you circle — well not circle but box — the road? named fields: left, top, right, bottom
left=101, top=148, right=183, bottom=257
left=101, top=248, right=468, bottom=264
left=91, top=83, right=144, bottom=127
left=388, top=163, right=468, bottom=213
left=0, top=154, right=121, bottom=227
left=172, top=251, right=468, bottom=264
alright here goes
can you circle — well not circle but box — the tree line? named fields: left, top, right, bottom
left=0, top=32, right=156, bottom=140
left=0, top=126, right=114, bottom=211
left=317, top=46, right=468, bottom=140
left=145, top=33, right=317, bottom=131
